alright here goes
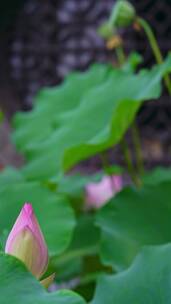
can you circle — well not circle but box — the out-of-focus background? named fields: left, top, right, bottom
left=0, top=0, right=171, bottom=170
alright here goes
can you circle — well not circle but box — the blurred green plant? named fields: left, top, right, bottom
left=92, top=243, right=171, bottom=304
left=12, top=55, right=171, bottom=182
left=0, top=253, right=86, bottom=304
left=0, top=0, right=171, bottom=302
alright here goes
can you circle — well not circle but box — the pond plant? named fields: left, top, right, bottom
left=1, top=1, right=171, bottom=303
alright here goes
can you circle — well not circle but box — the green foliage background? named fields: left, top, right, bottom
left=1, top=53, right=171, bottom=303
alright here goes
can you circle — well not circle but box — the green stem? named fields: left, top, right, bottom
left=115, top=45, right=144, bottom=181
left=100, top=152, right=110, bottom=173
left=137, top=17, right=171, bottom=95
left=115, top=46, right=126, bottom=65
left=52, top=245, right=98, bottom=265
left=121, top=138, right=140, bottom=187
left=79, top=271, right=104, bottom=286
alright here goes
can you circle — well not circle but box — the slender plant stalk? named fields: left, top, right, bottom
left=79, top=271, right=104, bottom=286
left=115, top=44, right=144, bottom=179
left=121, top=138, right=140, bottom=187
left=137, top=17, right=171, bottom=95
left=100, top=152, right=119, bottom=191
left=100, top=152, right=110, bottom=172
left=100, top=127, right=139, bottom=185
left=115, top=46, right=125, bottom=65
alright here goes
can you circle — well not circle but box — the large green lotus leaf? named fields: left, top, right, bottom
left=16, top=55, right=171, bottom=180
left=96, top=181, right=171, bottom=271
left=0, top=253, right=86, bottom=304
left=0, top=181, right=75, bottom=256
left=92, top=243, right=171, bottom=304
left=13, top=64, right=110, bottom=150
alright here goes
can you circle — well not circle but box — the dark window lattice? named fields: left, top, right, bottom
left=6, top=0, right=171, bottom=137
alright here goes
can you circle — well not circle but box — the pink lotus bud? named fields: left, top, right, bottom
left=5, top=203, right=48, bottom=279
left=85, top=175, right=122, bottom=209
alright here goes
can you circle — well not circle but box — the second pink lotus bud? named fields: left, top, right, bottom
left=85, top=175, right=122, bottom=209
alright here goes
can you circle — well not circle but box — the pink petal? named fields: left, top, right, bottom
left=85, top=175, right=122, bottom=209
left=5, top=203, right=48, bottom=278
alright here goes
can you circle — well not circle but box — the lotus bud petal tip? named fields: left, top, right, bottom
left=5, top=202, right=48, bottom=279
left=23, top=202, right=33, bottom=214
